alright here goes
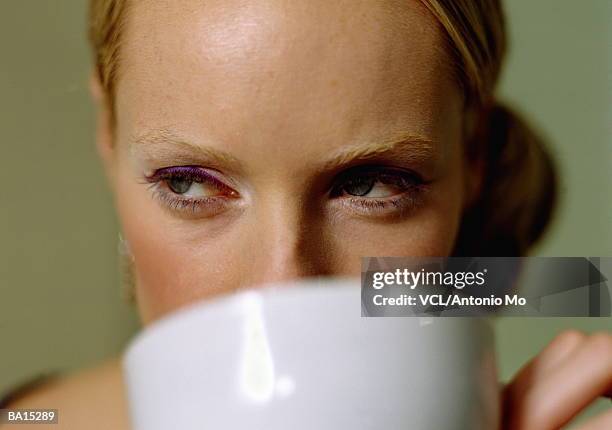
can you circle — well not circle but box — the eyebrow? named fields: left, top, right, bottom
left=130, top=128, right=436, bottom=172
left=320, top=133, right=436, bottom=171
left=130, top=128, right=244, bottom=172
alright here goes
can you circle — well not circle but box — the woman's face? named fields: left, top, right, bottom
left=97, top=0, right=475, bottom=323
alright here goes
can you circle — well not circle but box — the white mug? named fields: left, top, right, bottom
left=123, top=278, right=500, bottom=429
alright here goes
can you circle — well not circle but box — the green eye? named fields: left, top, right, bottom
left=167, top=178, right=193, bottom=194
left=332, top=166, right=423, bottom=199
left=144, top=165, right=240, bottom=218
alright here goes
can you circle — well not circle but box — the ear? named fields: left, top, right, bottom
left=89, top=71, right=117, bottom=190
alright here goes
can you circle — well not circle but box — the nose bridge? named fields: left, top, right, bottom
left=248, top=194, right=327, bottom=286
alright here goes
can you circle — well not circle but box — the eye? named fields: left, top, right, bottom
left=144, top=166, right=239, bottom=217
left=329, top=165, right=430, bottom=218
left=330, top=166, right=424, bottom=199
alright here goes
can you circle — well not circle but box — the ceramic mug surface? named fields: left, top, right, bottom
left=123, top=278, right=500, bottom=430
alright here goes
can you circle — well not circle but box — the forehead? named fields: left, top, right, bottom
left=116, top=0, right=458, bottom=152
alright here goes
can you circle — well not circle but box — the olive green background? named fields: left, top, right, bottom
left=0, top=0, right=610, bottom=426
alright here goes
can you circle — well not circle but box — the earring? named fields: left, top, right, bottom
left=118, top=232, right=136, bottom=304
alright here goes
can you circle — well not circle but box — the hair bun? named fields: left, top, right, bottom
left=454, top=102, right=558, bottom=256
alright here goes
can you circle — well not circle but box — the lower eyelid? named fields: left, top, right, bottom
left=337, top=186, right=430, bottom=217
left=148, top=183, right=232, bottom=217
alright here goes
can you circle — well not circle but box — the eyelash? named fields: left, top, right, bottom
left=329, top=166, right=431, bottom=217
left=142, top=165, right=430, bottom=218
left=143, top=166, right=238, bottom=216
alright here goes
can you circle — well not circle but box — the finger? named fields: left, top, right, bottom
left=575, top=408, right=612, bottom=430
left=512, top=332, right=612, bottom=430
left=502, top=329, right=588, bottom=428
left=521, top=329, right=586, bottom=377
left=503, top=330, right=587, bottom=402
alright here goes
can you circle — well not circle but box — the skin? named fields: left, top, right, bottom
left=106, top=0, right=470, bottom=323
left=5, top=1, right=611, bottom=429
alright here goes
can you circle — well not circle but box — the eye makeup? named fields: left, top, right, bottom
left=143, top=165, right=240, bottom=217
left=142, top=163, right=432, bottom=220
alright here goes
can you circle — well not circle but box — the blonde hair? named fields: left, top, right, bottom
left=88, top=0, right=557, bottom=256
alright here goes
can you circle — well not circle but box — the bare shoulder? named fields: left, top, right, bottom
left=5, top=356, right=130, bottom=430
